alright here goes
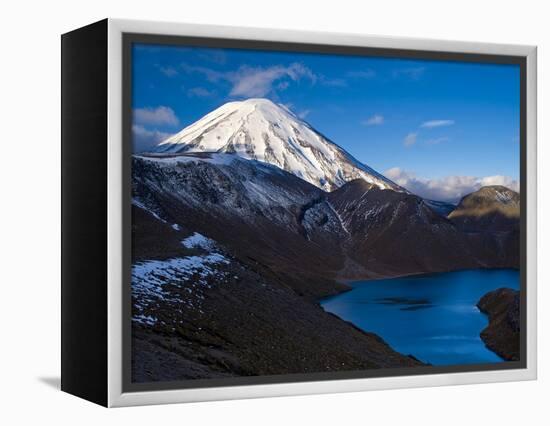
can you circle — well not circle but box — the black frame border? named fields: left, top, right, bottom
left=61, top=19, right=109, bottom=406
left=121, top=32, right=527, bottom=394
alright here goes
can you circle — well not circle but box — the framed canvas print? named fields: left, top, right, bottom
left=61, top=18, right=537, bottom=407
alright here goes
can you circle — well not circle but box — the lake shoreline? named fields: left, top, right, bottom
left=322, top=268, right=520, bottom=366
left=477, top=288, right=520, bottom=361
left=335, top=266, right=520, bottom=288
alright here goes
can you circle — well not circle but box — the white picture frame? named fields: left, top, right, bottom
left=61, top=18, right=537, bottom=407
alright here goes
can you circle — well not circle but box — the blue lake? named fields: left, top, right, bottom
left=321, top=269, right=520, bottom=366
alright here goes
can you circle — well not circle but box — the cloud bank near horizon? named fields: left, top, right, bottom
left=132, top=125, right=173, bottom=153
left=385, top=167, right=519, bottom=203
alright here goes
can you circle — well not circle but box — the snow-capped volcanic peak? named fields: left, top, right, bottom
left=154, top=98, right=400, bottom=192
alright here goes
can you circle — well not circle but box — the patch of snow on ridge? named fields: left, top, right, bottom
left=132, top=198, right=166, bottom=223
left=131, top=253, right=230, bottom=324
left=181, top=232, right=216, bottom=250
left=494, top=188, right=514, bottom=204
left=132, top=254, right=229, bottom=297
left=134, top=152, right=237, bottom=166
left=327, top=201, right=350, bottom=235
left=133, top=314, right=157, bottom=326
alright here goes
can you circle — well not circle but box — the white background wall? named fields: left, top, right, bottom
left=0, top=0, right=547, bottom=424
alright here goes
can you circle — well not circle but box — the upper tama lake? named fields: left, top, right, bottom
left=321, top=269, right=520, bottom=366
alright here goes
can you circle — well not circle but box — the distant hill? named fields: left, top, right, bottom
left=448, top=185, right=519, bottom=232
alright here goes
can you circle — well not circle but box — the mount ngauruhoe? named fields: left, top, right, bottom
left=153, top=98, right=400, bottom=192
left=131, top=98, right=520, bottom=382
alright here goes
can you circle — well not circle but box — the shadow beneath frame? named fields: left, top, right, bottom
left=38, top=376, right=61, bottom=390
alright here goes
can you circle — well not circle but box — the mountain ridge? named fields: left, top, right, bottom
left=133, top=153, right=519, bottom=285
left=130, top=152, right=520, bottom=381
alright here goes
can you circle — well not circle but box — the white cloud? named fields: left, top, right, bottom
left=297, top=109, right=311, bottom=119
left=181, top=61, right=321, bottom=98
left=421, top=119, right=455, bottom=128
left=402, top=121, right=454, bottom=148
left=478, top=175, right=520, bottom=191
left=403, top=132, right=418, bottom=147
left=385, top=167, right=519, bottom=202
left=187, top=87, right=216, bottom=98
left=362, top=114, right=384, bottom=126
left=228, top=63, right=316, bottom=97
left=133, top=106, right=179, bottom=127
left=132, top=125, right=173, bottom=153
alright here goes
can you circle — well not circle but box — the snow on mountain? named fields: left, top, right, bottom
left=153, top=98, right=401, bottom=192
left=132, top=251, right=231, bottom=325
left=181, top=232, right=217, bottom=250
left=133, top=152, right=344, bottom=233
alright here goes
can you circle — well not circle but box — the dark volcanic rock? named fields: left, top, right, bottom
left=130, top=155, right=520, bottom=382
left=131, top=231, right=423, bottom=382
left=328, top=179, right=480, bottom=278
left=477, top=288, right=520, bottom=361
left=448, top=185, right=520, bottom=268
left=132, top=154, right=349, bottom=299
left=131, top=157, right=425, bottom=382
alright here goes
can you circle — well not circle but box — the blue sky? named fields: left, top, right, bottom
left=132, top=43, right=520, bottom=201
